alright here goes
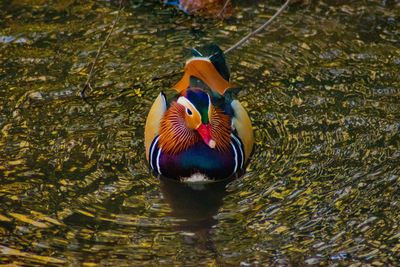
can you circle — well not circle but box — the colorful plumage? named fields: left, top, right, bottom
left=145, top=44, right=253, bottom=181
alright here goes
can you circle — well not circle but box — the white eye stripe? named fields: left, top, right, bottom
left=177, top=96, right=211, bottom=116
left=177, top=96, right=200, bottom=115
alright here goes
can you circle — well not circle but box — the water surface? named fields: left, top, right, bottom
left=1, top=0, right=400, bottom=265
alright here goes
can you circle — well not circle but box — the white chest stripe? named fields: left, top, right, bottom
left=156, top=147, right=162, bottom=175
left=231, top=134, right=244, bottom=169
left=149, top=136, right=160, bottom=172
left=231, top=143, right=238, bottom=175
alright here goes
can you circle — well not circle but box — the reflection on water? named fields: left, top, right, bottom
left=160, top=177, right=229, bottom=231
left=1, top=0, right=400, bottom=265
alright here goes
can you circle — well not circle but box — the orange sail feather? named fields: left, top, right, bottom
left=172, top=58, right=233, bottom=95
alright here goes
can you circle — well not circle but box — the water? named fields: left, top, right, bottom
left=1, top=0, right=400, bottom=265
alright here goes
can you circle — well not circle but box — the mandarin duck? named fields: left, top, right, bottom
left=145, top=44, right=253, bottom=181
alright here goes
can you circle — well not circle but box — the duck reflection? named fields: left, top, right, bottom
left=159, top=176, right=230, bottom=231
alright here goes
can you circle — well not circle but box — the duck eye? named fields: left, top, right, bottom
left=186, top=108, right=192, bottom=115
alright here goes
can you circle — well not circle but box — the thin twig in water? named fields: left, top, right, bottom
left=80, top=1, right=125, bottom=98
left=224, top=0, right=290, bottom=54
left=217, top=0, right=230, bottom=18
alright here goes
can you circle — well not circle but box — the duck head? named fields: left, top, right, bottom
left=177, top=89, right=216, bottom=149
left=158, top=88, right=231, bottom=155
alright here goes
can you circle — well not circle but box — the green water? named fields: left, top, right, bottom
left=1, top=0, right=400, bottom=265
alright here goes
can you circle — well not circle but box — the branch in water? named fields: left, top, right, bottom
left=147, top=1, right=289, bottom=84
left=80, top=0, right=125, bottom=98
left=224, top=0, right=290, bottom=54
left=217, top=0, right=231, bottom=18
